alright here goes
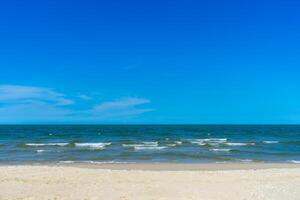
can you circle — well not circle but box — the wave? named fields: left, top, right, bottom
left=289, top=160, right=300, bottom=164
left=201, top=138, right=227, bottom=142
left=59, top=161, right=75, bottom=164
left=83, top=161, right=131, bottom=164
left=209, top=148, right=231, bottom=152
left=134, top=146, right=167, bottom=151
left=36, top=149, right=47, bottom=153
left=191, top=138, right=227, bottom=146
left=25, top=143, right=69, bottom=147
left=122, top=141, right=166, bottom=150
left=74, top=142, right=111, bottom=149
left=237, top=159, right=253, bottom=162
left=122, top=141, right=158, bottom=148
left=225, top=142, right=255, bottom=146
left=166, top=141, right=183, bottom=147
left=142, top=142, right=158, bottom=145
left=262, top=141, right=279, bottom=144
left=166, top=143, right=177, bottom=147
left=190, top=140, right=206, bottom=146
left=59, top=160, right=131, bottom=164
left=174, top=141, right=183, bottom=145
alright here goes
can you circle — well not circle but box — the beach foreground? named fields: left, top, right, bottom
left=1, top=164, right=300, bottom=200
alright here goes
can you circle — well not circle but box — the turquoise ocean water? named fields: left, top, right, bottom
left=0, top=125, right=300, bottom=164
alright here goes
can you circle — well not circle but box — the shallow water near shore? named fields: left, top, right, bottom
left=1, top=125, right=300, bottom=164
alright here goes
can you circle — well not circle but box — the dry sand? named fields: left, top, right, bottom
left=0, top=164, right=300, bottom=200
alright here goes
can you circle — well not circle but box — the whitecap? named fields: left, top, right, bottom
left=225, top=142, right=255, bottom=146
left=122, top=141, right=167, bottom=150
left=263, top=141, right=279, bottom=144
left=83, top=161, right=131, bottom=164
left=36, top=149, right=47, bottom=153
left=238, top=159, right=253, bottom=162
left=142, top=141, right=158, bottom=145
left=122, top=142, right=158, bottom=148
left=26, top=143, right=69, bottom=147
left=134, top=146, right=167, bottom=151
left=174, top=141, right=183, bottom=145
left=209, top=148, right=231, bottom=152
left=203, top=138, right=227, bottom=142
left=190, top=139, right=207, bottom=145
left=75, top=142, right=111, bottom=149
left=190, top=138, right=227, bottom=145
left=166, top=143, right=177, bottom=147
left=59, top=161, right=75, bottom=164
left=122, top=144, right=158, bottom=148
left=289, top=160, right=300, bottom=164
left=122, top=144, right=142, bottom=147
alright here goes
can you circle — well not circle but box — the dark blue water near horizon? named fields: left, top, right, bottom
left=0, top=125, right=300, bottom=164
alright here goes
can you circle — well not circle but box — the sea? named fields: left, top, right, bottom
left=0, top=125, right=300, bottom=164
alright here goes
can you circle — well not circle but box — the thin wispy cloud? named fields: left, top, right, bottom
left=0, top=85, right=153, bottom=123
left=90, top=97, right=153, bottom=119
left=93, top=97, right=150, bottom=112
left=0, top=85, right=74, bottom=106
left=77, top=94, right=93, bottom=100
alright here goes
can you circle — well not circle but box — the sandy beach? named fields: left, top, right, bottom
left=0, top=164, right=300, bottom=200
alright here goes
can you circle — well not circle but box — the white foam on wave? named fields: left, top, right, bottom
left=36, top=149, right=47, bottom=153
left=122, top=142, right=158, bottom=148
left=60, top=161, right=131, bottom=164
left=142, top=142, right=158, bottom=145
left=75, top=142, right=111, bottom=149
left=166, top=143, right=177, bottom=147
left=263, top=141, right=279, bottom=144
left=134, top=146, right=167, bottom=151
left=225, top=142, right=255, bottom=146
left=209, top=148, right=231, bottom=152
left=205, top=138, right=227, bottom=142
left=238, top=159, right=253, bottom=162
left=190, top=140, right=206, bottom=146
left=122, top=141, right=166, bottom=150
left=289, top=160, right=300, bottom=164
left=191, top=138, right=227, bottom=146
left=59, top=161, right=75, bottom=164
left=166, top=141, right=183, bottom=147
left=83, top=161, right=131, bottom=164
left=174, top=141, right=183, bottom=145
left=26, top=143, right=69, bottom=147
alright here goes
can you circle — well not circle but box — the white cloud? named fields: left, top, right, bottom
left=0, top=85, right=74, bottom=106
left=90, top=97, right=153, bottom=119
left=93, top=97, right=150, bottom=112
left=0, top=85, right=153, bottom=123
left=0, top=101, right=73, bottom=122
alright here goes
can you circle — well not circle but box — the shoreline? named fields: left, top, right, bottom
left=71, top=162, right=300, bottom=171
left=1, top=162, right=299, bottom=171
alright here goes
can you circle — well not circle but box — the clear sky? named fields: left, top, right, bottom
left=0, top=0, right=300, bottom=124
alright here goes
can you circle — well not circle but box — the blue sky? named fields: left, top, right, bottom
left=1, top=0, right=300, bottom=124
